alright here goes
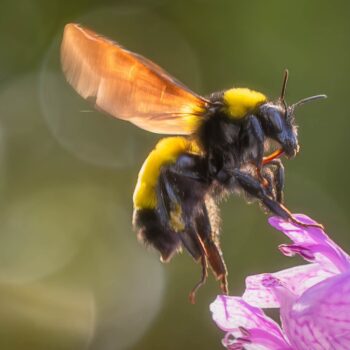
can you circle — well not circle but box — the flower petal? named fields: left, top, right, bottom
left=210, top=295, right=291, bottom=349
left=282, top=271, right=350, bottom=350
left=243, top=263, right=334, bottom=308
left=269, top=214, right=350, bottom=273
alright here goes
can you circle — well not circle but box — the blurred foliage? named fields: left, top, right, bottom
left=1, top=0, right=350, bottom=349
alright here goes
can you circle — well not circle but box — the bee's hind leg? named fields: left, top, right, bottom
left=195, top=203, right=228, bottom=295
left=160, top=157, right=227, bottom=302
left=188, top=240, right=208, bottom=304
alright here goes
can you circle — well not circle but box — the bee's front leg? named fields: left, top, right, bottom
left=246, top=114, right=265, bottom=171
left=232, top=168, right=323, bottom=229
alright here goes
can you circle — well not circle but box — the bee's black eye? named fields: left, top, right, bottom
left=259, top=104, right=285, bottom=133
left=269, top=110, right=283, bottom=133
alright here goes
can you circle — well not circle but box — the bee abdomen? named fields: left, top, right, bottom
left=133, top=208, right=181, bottom=263
left=133, top=136, right=203, bottom=210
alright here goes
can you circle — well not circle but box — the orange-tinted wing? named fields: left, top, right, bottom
left=61, top=23, right=209, bottom=135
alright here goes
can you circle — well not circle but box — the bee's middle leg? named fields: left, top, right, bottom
left=158, top=165, right=204, bottom=262
left=262, top=159, right=285, bottom=203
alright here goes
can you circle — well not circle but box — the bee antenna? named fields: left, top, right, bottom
left=290, top=94, right=327, bottom=111
left=280, top=69, right=289, bottom=101
left=280, top=69, right=289, bottom=115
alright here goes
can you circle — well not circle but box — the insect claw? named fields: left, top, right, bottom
left=290, top=217, right=324, bottom=230
left=188, top=280, right=204, bottom=304
left=304, top=222, right=325, bottom=230
left=188, top=252, right=208, bottom=304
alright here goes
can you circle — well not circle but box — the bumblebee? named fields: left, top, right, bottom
left=61, top=23, right=326, bottom=302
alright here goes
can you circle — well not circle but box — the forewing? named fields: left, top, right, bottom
left=61, top=23, right=209, bottom=134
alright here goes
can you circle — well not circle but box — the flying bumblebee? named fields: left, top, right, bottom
left=61, top=23, right=326, bottom=302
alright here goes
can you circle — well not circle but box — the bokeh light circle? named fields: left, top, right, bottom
left=0, top=185, right=112, bottom=283
left=0, top=181, right=165, bottom=349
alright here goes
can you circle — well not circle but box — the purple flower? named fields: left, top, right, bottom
left=210, top=214, right=350, bottom=349
left=211, top=295, right=293, bottom=349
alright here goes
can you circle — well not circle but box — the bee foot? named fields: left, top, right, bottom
left=290, top=217, right=324, bottom=230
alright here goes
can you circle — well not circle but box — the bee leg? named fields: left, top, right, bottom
left=157, top=170, right=180, bottom=225
left=134, top=168, right=187, bottom=264
left=264, top=159, right=285, bottom=203
left=260, top=167, right=276, bottom=199
left=246, top=115, right=265, bottom=170
left=188, top=242, right=208, bottom=304
left=195, top=204, right=228, bottom=295
left=233, top=169, right=324, bottom=229
left=158, top=169, right=205, bottom=262
left=162, top=156, right=228, bottom=300
left=246, top=115, right=271, bottom=186
left=201, top=239, right=228, bottom=294
left=160, top=155, right=208, bottom=260
left=162, top=159, right=221, bottom=301
left=159, top=167, right=227, bottom=300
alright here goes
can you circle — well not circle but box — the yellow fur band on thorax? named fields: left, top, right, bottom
left=223, top=88, right=267, bottom=119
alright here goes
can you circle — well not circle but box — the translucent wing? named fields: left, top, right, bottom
left=61, top=23, right=209, bottom=134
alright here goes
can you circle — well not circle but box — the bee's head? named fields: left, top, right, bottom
left=258, top=102, right=299, bottom=158
left=257, top=70, right=326, bottom=158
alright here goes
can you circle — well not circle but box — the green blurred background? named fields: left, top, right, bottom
left=1, top=0, right=350, bottom=349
